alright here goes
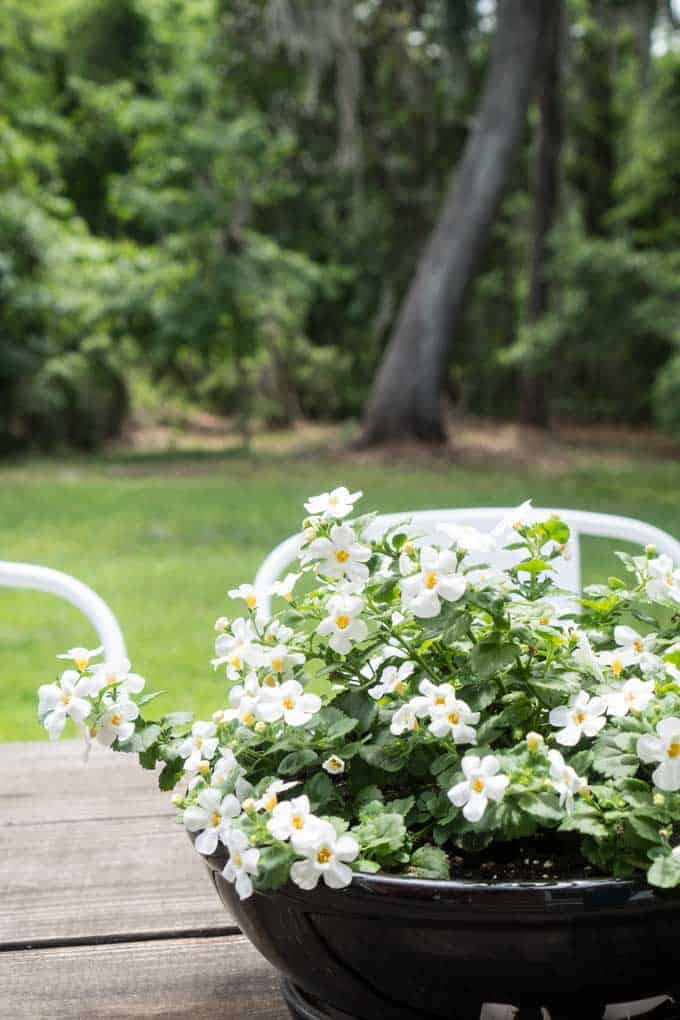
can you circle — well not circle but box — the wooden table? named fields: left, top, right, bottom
left=1, top=740, right=290, bottom=1019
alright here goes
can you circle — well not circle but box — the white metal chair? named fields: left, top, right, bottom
left=254, top=507, right=680, bottom=619
left=0, top=561, right=126, bottom=660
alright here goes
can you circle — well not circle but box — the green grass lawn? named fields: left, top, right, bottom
left=2, top=445, right=679, bottom=742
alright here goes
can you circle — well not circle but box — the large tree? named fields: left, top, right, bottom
left=359, top=0, right=547, bottom=445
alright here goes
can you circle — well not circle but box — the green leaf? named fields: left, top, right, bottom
left=355, top=858, right=381, bottom=874
left=559, top=805, right=608, bottom=839
left=158, top=756, right=184, bottom=791
left=255, top=844, right=295, bottom=891
left=304, top=772, right=341, bottom=813
left=516, top=558, right=551, bottom=575
left=117, top=722, right=161, bottom=753
left=386, top=796, right=415, bottom=817
left=136, top=691, right=164, bottom=707
left=518, top=792, right=563, bottom=824
left=278, top=749, right=319, bottom=776
left=469, top=639, right=517, bottom=681
left=332, top=689, right=377, bottom=736
left=359, top=740, right=408, bottom=773
left=410, top=845, right=450, bottom=880
left=162, top=711, right=194, bottom=727
left=648, top=854, right=680, bottom=890
left=354, top=785, right=384, bottom=809
left=627, top=814, right=663, bottom=845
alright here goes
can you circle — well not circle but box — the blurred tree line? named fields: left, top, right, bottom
left=0, top=0, right=678, bottom=451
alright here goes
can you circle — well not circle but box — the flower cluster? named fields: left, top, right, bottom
left=39, top=487, right=680, bottom=896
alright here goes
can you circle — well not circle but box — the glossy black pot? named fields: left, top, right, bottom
left=200, top=848, right=680, bottom=1020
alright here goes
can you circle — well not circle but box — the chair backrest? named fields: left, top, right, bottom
left=254, top=507, right=680, bottom=619
left=0, top=561, right=127, bottom=660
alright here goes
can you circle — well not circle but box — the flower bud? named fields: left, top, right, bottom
left=212, top=709, right=225, bottom=723
left=171, top=793, right=183, bottom=806
left=214, top=616, right=229, bottom=633
left=645, top=544, right=657, bottom=557
left=654, top=792, right=666, bottom=807
left=197, top=761, right=210, bottom=776
left=526, top=731, right=544, bottom=753
left=254, top=721, right=266, bottom=734
left=242, top=798, right=256, bottom=814
left=580, top=786, right=592, bottom=801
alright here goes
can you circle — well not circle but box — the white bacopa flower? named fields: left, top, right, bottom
left=435, top=522, right=496, bottom=554
left=222, top=830, right=260, bottom=900
left=254, top=779, right=300, bottom=813
left=316, top=594, right=368, bottom=655
left=400, top=546, right=467, bottom=619
left=614, top=625, right=657, bottom=661
left=605, top=677, right=655, bottom=718
left=213, top=617, right=263, bottom=680
left=526, top=731, right=544, bottom=753
left=289, top=820, right=359, bottom=891
left=38, top=671, right=93, bottom=739
left=549, top=690, right=607, bottom=747
left=263, top=619, right=294, bottom=645
left=269, top=572, right=301, bottom=603
left=93, top=695, right=139, bottom=747
left=322, top=755, right=345, bottom=775
left=368, top=660, right=414, bottom=700
left=89, top=657, right=145, bottom=697
left=638, top=717, right=680, bottom=791
left=184, top=788, right=242, bottom=855
left=390, top=701, right=420, bottom=736
left=448, top=755, right=509, bottom=822
left=267, top=794, right=319, bottom=841
left=646, top=555, right=680, bottom=605
left=57, top=645, right=103, bottom=672
left=548, top=749, right=588, bottom=814
left=304, top=487, right=362, bottom=520
left=490, top=500, right=534, bottom=541
left=408, top=679, right=479, bottom=744
left=179, top=721, right=219, bottom=771
left=260, top=679, right=322, bottom=727
left=305, top=524, right=371, bottom=582
left=228, top=583, right=259, bottom=611
left=572, top=632, right=605, bottom=683
left=210, top=750, right=239, bottom=787
left=262, top=643, right=305, bottom=680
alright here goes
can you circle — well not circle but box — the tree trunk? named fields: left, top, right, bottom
left=359, top=0, right=546, bottom=445
left=519, top=0, right=564, bottom=427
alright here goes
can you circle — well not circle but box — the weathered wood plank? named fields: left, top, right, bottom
left=2, top=740, right=168, bottom=825
left=0, top=813, right=231, bottom=945
left=0, top=933, right=289, bottom=1019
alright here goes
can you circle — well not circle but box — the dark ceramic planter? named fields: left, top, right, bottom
left=200, top=847, right=680, bottom=1020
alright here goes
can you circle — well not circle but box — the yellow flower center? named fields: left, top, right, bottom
left=198, top=762, right=210, bottom=776
left=282, top=697, right=295, bottom=711
left=230, top=655, right=242, bottom=670
left=264, top=794, right=277, bottom=811
left=539, top=616, right=550, bottom=626
left=242, top=711, right=255, bottom=726
left=625, top=691, right=636, bottom=704
left=335, top=548, right=350, bottom=564
left=317, top=847, right=332, bottom=865
left=335, top=614, right=350, bottom=630
left=232, top=852, right=242, bottom=868
left=633, top=640, right=644, bottom=653
left=271, top=658, right=284, bottom=673
left=263, top=674, right=277, bottom=687
left=574, top=711, right=586, bottom=725
left=75, top=658, right=88, bottom=672
left=434, top=695, right=446, bottom=706
left=611, top=660, right=623, bottom=678
left=448, top=711, right=460, bottom=725
left=395, top=682, right=407, bottom=695
left=668, top=741, right=680, bottom=760
left=195, top=737, right=203, bottom=749
left=245, top=594, right=257, bottom=609
left=471, top=777, right=485, bottom=794
left=106, top=674, right=118, bottom=686
left=110, top=713, right=122, bottom=728
left=424, top=572, right=438, bottom=590
left=292, top=815, right=305, bottom=830
left=211, top=812, right=222, bottom=828
left=61, top=693, right=72, bottom=706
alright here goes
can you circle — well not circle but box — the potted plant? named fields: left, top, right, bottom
left=39, top=489, right=680, bottom=1019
